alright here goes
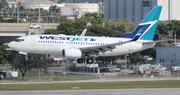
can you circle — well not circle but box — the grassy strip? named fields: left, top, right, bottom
left=1, top=76, right=96, bottom=83
left=0, top=81, right=180, bottom=91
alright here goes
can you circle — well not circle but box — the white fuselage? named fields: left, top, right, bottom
left=8, top=6, right=162, bottom=59
left=8, top=35, right=155, bottom=58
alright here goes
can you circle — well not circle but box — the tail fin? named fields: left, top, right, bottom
left=118, top=6, right=162, bottom=41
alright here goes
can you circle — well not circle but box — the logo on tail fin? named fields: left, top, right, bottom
left=117, top=6, right=162, bottom=41
left=132, top=24, right=151, bottom=40
left=131, top=21, right=158, bottom=41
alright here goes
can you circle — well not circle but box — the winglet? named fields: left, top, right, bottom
left=80, top=29, right=87, bottom=36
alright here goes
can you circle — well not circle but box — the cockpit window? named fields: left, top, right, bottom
left=15, top=39, right=24, bottom=42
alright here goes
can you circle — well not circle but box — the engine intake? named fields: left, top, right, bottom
left=62, top=48, right=82, bottom=58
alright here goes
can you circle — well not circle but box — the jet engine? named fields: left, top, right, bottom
left=62, top=48, right=82, bottom=58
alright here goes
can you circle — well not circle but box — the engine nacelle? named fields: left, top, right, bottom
left=62, top=48, right=82, bottom=58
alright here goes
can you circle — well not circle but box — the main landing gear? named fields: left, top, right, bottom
left=77, top=56, right=94, bottom=64
left=77, top=56, right=96, bottom=73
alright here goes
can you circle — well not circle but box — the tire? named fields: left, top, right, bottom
left=86, top=58, right=93, bottom=63
left=77, top=58, right=83, bottom=63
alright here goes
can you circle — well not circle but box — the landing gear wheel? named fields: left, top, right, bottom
left=86, top=58, right=93, bottom=63
left=77, top=58, right=83, bottom=63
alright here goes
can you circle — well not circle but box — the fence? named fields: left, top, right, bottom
left=0, top=70, right=99, bottom=83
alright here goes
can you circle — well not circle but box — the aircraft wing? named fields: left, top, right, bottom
left=80, top=40, right=133, bottom=54
left=80, top=32, right=141, bottom=54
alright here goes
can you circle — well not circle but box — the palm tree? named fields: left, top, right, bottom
left=166, top=20, right=180, bottom=43
left=155, top=22, right=168, bottom=40
left=49, top=5, right=58, bottom=16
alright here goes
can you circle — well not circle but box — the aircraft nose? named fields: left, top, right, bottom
left=7, top=42, right=14, bottom=49
left=7, top=42, right=12, bottom=48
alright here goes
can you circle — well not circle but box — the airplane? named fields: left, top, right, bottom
left=8, top=6, right=162, bottom=63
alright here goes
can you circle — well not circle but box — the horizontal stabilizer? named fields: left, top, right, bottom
left=142, top=39, right=173, bottom=44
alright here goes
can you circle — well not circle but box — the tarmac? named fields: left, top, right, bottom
left=1, top=88, right=180, bottom=95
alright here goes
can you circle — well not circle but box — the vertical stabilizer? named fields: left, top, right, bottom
left=117, top=6, right=162, bottom=41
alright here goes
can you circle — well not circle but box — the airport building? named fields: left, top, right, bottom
left=21, top=2, right=100, bottom=19
left=21, top=0, right=55, bottom=10
left=60, top=3, right=100, bottom=19
left=154, top=43, right=180, bottom=67
left=20, top=0, right=100, bottom=12
left=104, top=0, right=180, bottom=22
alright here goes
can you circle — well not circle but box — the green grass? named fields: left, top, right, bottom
left=1, top=75, right=96, bottom=83
left=0, top=65, right=10, bottom=69
left=0, top=81, right=180, bottom=91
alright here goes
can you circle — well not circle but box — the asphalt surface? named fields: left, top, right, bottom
left=1, top=88, right=180, bottom=95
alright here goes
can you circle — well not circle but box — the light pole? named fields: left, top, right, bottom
left=125, top=54, right=129, bottom=76
left=15, top=2, right=19, bottom=23
left=38, top=0, right=40, bottom=22
left=1, top=8, right=3, bottom=17
left=39, top=69, right=41, bottom=80
left=1, top=74, right=3, bottom=86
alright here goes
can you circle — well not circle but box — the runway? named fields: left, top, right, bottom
left=1, top=88, right=180, bottom=95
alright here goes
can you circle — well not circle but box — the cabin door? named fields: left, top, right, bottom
left=31, top=36, right=36, bottom=46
